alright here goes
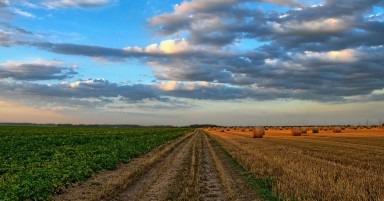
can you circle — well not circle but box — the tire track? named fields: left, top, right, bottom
left=54, top=131, right=196, bottom=201
left=199, top=131, right=229, bottom=201
left=55, top=129, right=262, bottom=201
left=108, top=131, right=198, bottom=201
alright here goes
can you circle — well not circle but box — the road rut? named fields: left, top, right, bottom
left=54, top=129, right=261, bottom=201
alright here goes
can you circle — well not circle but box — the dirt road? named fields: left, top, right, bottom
left=55, top=129, right=261, bottom=201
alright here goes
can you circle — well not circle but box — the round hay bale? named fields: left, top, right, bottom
left=291, top=127, right=302, bottom=136
left=241, top=128, right=246, bottom=132
left=220, top=129, right=225, bottom=132
left=312, top=127, right=319, bottom=133
left=333, top=126, right=342, bottom=133
left=301, top=127, right=308, bottom=134
left=253, top=127, right=265, bottom=138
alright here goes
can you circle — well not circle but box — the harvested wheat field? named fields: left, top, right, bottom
left=18, top=126, right=382, bottom=201
left=204, top=127, right=384, bottom=201
left=54, top=129, right=262, bottom=201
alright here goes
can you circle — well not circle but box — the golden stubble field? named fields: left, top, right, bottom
left=204, top=127, right=384, bottom=201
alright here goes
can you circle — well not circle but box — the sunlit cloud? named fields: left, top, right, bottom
left=157, top=80, right=211, bottom=91
left=124, top=39, right=194, bottom=54
left=271, top=17, right=353, bottom=34
left=0, top=0, right=383, bottom=125
left=297, top=49, right=359, bottom=63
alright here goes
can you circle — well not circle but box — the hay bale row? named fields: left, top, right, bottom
left=253, top=127, right=265, bottom=138
left=333, top=126, right=342, bottom=133
left=291, top=127, right=302, bottom=136
left=312, top=127, right=319, bottom=133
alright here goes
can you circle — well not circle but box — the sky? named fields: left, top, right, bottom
left=0, top=0, right=383, bottom=126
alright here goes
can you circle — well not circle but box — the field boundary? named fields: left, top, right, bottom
left=203, top=130, right=280, bottom=201
left=54, top=130, right=197, bottom=201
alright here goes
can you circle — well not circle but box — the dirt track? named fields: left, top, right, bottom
left=54, top=129, right=261, bottom=201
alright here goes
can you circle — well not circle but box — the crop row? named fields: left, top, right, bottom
left=0, top=126, right=191, bottom=200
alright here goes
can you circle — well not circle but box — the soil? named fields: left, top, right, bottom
left=54, top=129, right=262, bottom=201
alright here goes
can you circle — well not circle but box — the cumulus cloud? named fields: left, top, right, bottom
left=124, top=38, right=195, bottom=54
left=294, top=49, right=359, bottom=63
left=270, top=17, right=354, bottom=34
left=0, top=59, right=78, bottom=80
left=149, top=0, right=383, bottom=48
left=1, top=0, right=383, bottom=107
left=0, top=79, right=159, bottom=108
left=145, top=0, right=384, bottom=98
left=157, top=80, right=211, bottom=91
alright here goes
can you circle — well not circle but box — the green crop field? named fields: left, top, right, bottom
left=0, top=126, right=191, bottom=200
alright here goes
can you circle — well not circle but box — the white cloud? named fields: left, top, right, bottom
left=11, top=8, right=36, bottom=18
left=0, top=59, right=78, bottom=81
left=300, top=49, right=359, bottom=63
left=157, top=80, right=212, bottom=91
left=1, top=58, right=64, bottom=67
left=124, top=39, right=194, bottom=54
left=273, top=17, right=353, bottom=34
left=68, top=79, right=102, bottom=88
left=173, top=0, right=300, bottom=15
left=0, top=0, right=9, bottom=7
left=43, top=0, right=113, bottom=9
left=174, top=0, right=237, bottom=14
left=148, top=39, right=191, bottom=54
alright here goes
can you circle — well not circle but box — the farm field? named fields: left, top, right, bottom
left=1, top=126, right=383, bottom=201
left=0, top=126, right=191, bottom=200
left=205, top=127, right=384, bottom=201
left=55, top=129, right=262, bottom=201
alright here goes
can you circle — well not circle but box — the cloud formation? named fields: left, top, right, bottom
left=0, top=0, right=9, bottom=7
left=0, top=0, right=383, bottom=112
left=0, top=59, right=78, bottom=81
left=0, top=0, right=115, bottom=12
left=0, top=0, right=11, bottom=18
left=43, top=0, right=115, bottom=9
left=144, top=0, right=384, bottom=102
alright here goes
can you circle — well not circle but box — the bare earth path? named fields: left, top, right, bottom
left=54, top=129, right=261, bottom=201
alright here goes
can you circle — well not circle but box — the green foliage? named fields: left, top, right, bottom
left=0, top=126, right=190, bottom=200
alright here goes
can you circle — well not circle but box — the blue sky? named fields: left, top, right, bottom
left=0, top=0, right=383, bottom=126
